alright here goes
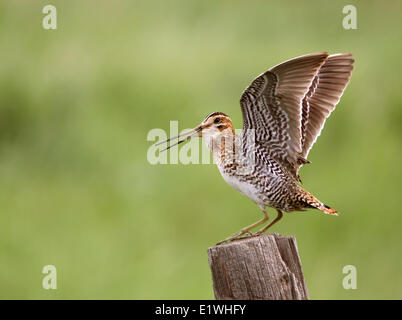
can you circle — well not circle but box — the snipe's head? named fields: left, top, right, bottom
left=156, top=112, right=234, bottom=152
left=199, top=112, right=234, bottom=145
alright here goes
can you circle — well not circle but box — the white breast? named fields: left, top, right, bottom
left=218, top=168, right=263, bottom=205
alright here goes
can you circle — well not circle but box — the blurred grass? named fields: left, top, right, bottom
left=0, top=0, right=401, bottom=299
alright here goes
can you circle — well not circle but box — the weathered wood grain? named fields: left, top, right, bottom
left=207, top=233, right=309, bottom=300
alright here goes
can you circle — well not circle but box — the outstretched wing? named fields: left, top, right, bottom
left=240, top=52, right=328, bottom=181
left=298, top=53, right=354, bottom=173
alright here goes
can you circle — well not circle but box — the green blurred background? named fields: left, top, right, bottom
left=0, top=0, right=401, bottom=299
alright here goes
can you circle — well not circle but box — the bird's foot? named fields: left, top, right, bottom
left=252, top=230, right=264, bottom=237
left=216, top=231, right=257, bottom=245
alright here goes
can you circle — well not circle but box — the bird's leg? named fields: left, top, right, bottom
left=216, top=208, right=269, bottom=245
left=255, top=209, right=283, bottom=235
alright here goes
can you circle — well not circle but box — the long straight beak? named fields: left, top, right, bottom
left=155, top=125, right=202, bottom=152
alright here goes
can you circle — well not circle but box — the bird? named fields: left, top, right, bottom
left=156, top=52, right=354, bottom=245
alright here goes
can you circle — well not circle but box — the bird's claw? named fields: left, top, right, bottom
left=216, top=231, right=260, bottom=245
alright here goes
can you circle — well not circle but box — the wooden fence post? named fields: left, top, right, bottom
left=207, top=233, right=309, bottom=300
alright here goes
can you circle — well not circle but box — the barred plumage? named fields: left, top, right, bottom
left=157, top=52, right=354, bottom=244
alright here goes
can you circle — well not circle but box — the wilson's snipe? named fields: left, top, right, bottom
left=157, top=52, right=354, bottom=244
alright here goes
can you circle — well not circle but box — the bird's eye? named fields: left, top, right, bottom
left=214, top=118, right=221, bottom=124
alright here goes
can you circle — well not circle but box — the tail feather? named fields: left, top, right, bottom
left=298, top=188, right=338, bottom=216
left=320, top=204, right=338, bottom=216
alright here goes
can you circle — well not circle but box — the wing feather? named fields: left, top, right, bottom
left=240, top=52, right=329, bottom=181
left=299, top=53, right=354, bottom=173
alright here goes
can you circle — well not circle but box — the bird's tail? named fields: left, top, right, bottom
left=319, top=204, right=338, bottom=216
left=298, top=188, right=338, bottom=216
